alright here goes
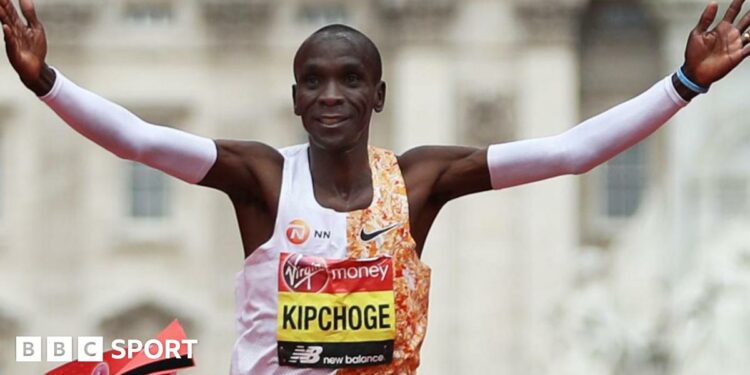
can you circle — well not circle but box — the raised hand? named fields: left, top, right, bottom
left=684, top=0, right=750, bottom=87
left=0, top=0, right=52, bottom=95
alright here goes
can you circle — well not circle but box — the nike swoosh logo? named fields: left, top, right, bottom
left=359, top=223, right=399, bottom=242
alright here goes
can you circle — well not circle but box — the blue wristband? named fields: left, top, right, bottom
left=676, top=67, right=709, bottom=94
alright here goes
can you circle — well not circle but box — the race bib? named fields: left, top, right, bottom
left=277, top=252, right=396, bottom=368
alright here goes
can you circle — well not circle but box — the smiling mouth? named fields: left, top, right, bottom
left=318, top=116, right=348, bottom=125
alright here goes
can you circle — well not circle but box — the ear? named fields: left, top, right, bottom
left=374, top=81, right=386, bottom=113
left=292, top=84, right=300, bottom=115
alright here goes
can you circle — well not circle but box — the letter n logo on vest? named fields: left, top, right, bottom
left=286, top=219, right=310, bottom=245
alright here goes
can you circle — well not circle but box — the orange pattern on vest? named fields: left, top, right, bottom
left=339, top=146, right=431, bottom=375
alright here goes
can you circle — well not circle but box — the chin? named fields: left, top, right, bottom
left=304, top=121, right=369, bottom=152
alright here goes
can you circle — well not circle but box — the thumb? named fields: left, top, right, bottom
left=696, top=1, right=719, bottom=33
left=19, top=0, right=40, bottom=29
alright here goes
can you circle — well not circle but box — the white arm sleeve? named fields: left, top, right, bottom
left=39, top=68, right=217, bottom=184
left=487, top=76, right=687, bottom=189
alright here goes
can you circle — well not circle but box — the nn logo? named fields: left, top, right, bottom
left=314, top=230, right=331, bottom=239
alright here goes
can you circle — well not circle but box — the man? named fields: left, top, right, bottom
left=2, top=0, right=750, bottom=373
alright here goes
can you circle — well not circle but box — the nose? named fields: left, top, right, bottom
left=318, top=81, right=344, bottom=106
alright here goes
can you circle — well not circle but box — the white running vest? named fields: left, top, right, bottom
left=231, top=144, right=431, bottom=375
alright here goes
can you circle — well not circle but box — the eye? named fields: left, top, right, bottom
left=304, top=75, right=320, bottom=88
left=345, top=73, right=361, bottom=86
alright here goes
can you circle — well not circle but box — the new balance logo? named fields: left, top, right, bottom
left=360, top=224, right=398, bottom=242
left=288, top=345, right=323, bottom=364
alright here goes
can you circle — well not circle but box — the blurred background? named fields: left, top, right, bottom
left=1, top=0, right=750, bottom=373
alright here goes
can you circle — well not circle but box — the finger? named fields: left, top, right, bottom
left=0, top=0, right=22, bottom=28
left=697, top=1, right=719, bottom=33
left=738, top=9, right=750, bottom=31
left=723, top=0, right=745, bottom=23
left=19, top=0, right=39, bottom=28
left=0, top=2, right=8, bottom=26
left=0, top=0, right=10, bottom=26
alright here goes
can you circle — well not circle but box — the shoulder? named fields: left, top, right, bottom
left=398, top=145, right=490, bottom=203
left=398, top=145, right=485, bottom=175
left=214, top=139, right=285, bottom=184
left=215, top=139, right=284, bottom=163
left=199, top=140, right=285, bottom=200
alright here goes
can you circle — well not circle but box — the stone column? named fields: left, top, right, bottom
left=376, top=2, right=460, bottom=374
left=378, top=0, right=457, bottom=152
left=513, top=1, right=584, bottom=373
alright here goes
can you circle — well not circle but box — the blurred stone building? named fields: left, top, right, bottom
left=0, top=0, right=748, bottom=374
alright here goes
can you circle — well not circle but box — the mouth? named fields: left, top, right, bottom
left=317, top=115, right=349, bottom=126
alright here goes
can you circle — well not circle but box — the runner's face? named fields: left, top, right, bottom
left=293, top=35, right=385, bottom=151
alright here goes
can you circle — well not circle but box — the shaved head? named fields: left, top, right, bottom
left=294, top=24, right=383, bottom=82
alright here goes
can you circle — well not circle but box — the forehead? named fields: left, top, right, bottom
left=294, top=33, right=374, bottom=74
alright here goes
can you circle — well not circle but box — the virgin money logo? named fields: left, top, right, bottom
left=286, top=219, right=310, bottom=245
left=282, top=254, right=329, bottom=292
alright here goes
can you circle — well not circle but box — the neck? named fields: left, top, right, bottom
left=308, top=141, right=372, bottom=211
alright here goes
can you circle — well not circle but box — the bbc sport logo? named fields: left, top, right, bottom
left=14, top=320, right=197, bottom=374
left=16, top=336, right=198, bottom=363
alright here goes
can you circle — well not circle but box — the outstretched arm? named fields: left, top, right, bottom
left=40, top=70, right=217, bottom=183
left=401, top=0, right=750, bottom=250
left=486, top=75, right=686, bottom=189
left=1, top=0, right=218, bottom=184
left=486, top=0, right=750, bottom=189
left=0, top=0, right=282, bottom=195
left=405, top=0, right=750, bottom=203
